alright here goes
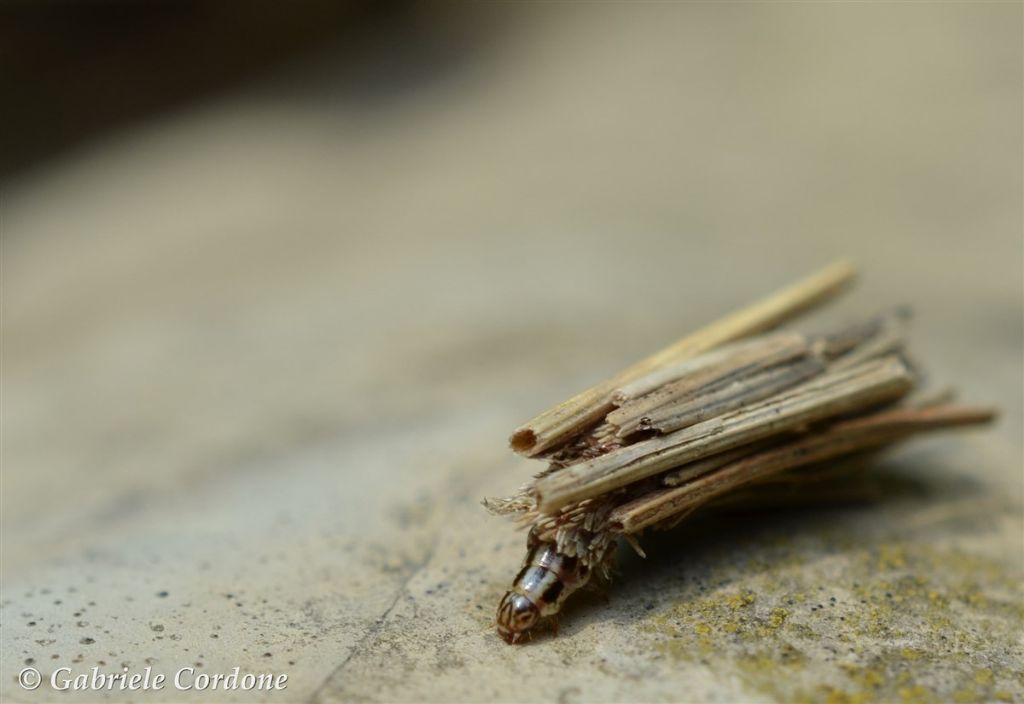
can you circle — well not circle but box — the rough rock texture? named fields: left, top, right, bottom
left=3, top=3, right=1021, bottom=702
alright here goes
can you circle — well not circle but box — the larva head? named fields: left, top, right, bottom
left=496, top=591, right=540, bottom=644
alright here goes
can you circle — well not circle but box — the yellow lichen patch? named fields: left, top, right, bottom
left=879, top=544, right=907, bottom=569
left=724, top=591, right=756, bottom=609
left=898, top=685, right=929, bottom=703
left=756, top=607, right=790, bottom=637
left=821, top=685, right=872, bottom=704
left=860, top=669, right=885, bottom=689
left=965, top=590, right=989, bottom=608
left=738, top=650, right=806, bottom=674
left=637, top=531, right=1023, bottom=703
left=926, top=614, right=952, bottom=631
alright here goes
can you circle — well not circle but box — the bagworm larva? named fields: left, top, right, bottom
left=489, top=264, right=994, bottom=644
left=495, top=533, right=593, bottom=643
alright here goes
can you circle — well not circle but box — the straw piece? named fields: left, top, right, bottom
left=533, top=355, right=914, bottom=513
left=509, top=261, right=856, bottom=456
left=608, top=332, right=811, bottom=432
left=618, top=357, right=826, bottom=437
left=660, top=443, right=772, bottom=486
left=606, top=403, right=996, bottom=533
left=828, top=309, right=908, bottom=371
left=612, top=333, right=808, bottom=403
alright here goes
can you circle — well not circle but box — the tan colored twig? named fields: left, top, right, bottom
left=508, top=260, right=856, bottom=456
left=611, top=332, right=810, bottom=404
left=606, top=404, right=996, bottom=533
left=626, top=357, right=827, bottom=437
left=534, top=355, right=914, bottom=513
left=607, top=332, right=813, bottom=434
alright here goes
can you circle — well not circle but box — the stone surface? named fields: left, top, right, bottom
left=3, top=4, right=1021, bottom=702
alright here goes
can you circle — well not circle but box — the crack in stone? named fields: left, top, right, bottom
left=309, top=538, right=438, bottom=703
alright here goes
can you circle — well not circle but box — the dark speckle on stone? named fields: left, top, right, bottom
left=80, top=637, right=95, bottom=645
left=156, top=591, right=169, bottom=598
left=263, top=652, right=272, bottom=658
left=24, top=658, right=35, bottom=665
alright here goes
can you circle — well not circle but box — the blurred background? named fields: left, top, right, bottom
left=3, top=2, right=1022, bottom=702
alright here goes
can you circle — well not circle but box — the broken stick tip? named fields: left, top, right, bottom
left=509, top=259, right=858, bottom=459
left=509, top=428, right=537, bottom=453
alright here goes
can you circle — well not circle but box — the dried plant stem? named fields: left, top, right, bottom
left=535, top=355, right=914, bottom=513
left=625, top=357, right=827, bottom=437
left=612, top=332, right=810, bottom=405
left=607, top=404, right=996, bottom=533
left=607, top=332, right=813, bottom=433
left=509, top=260, right=856, bottom=457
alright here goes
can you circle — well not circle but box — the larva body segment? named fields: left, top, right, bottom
left=495, top=536, right=592, bottom=643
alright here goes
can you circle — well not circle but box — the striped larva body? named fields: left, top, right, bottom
left=495, top=535, right=592, bottom=643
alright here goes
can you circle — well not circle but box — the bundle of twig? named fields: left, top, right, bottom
left=486, top=261, right=995, bottom=644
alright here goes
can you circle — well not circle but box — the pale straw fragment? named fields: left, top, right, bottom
left=612, top=333, right=808, bottom=403
left=534, top=355, right=914, bottom=513
left=616, top=357, right=826, bottom=437
left=508, top=261, right=856, bottom=456
left=608, top=332, right=811, bottom=432
left=606, top=403, right=996, bottom=533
